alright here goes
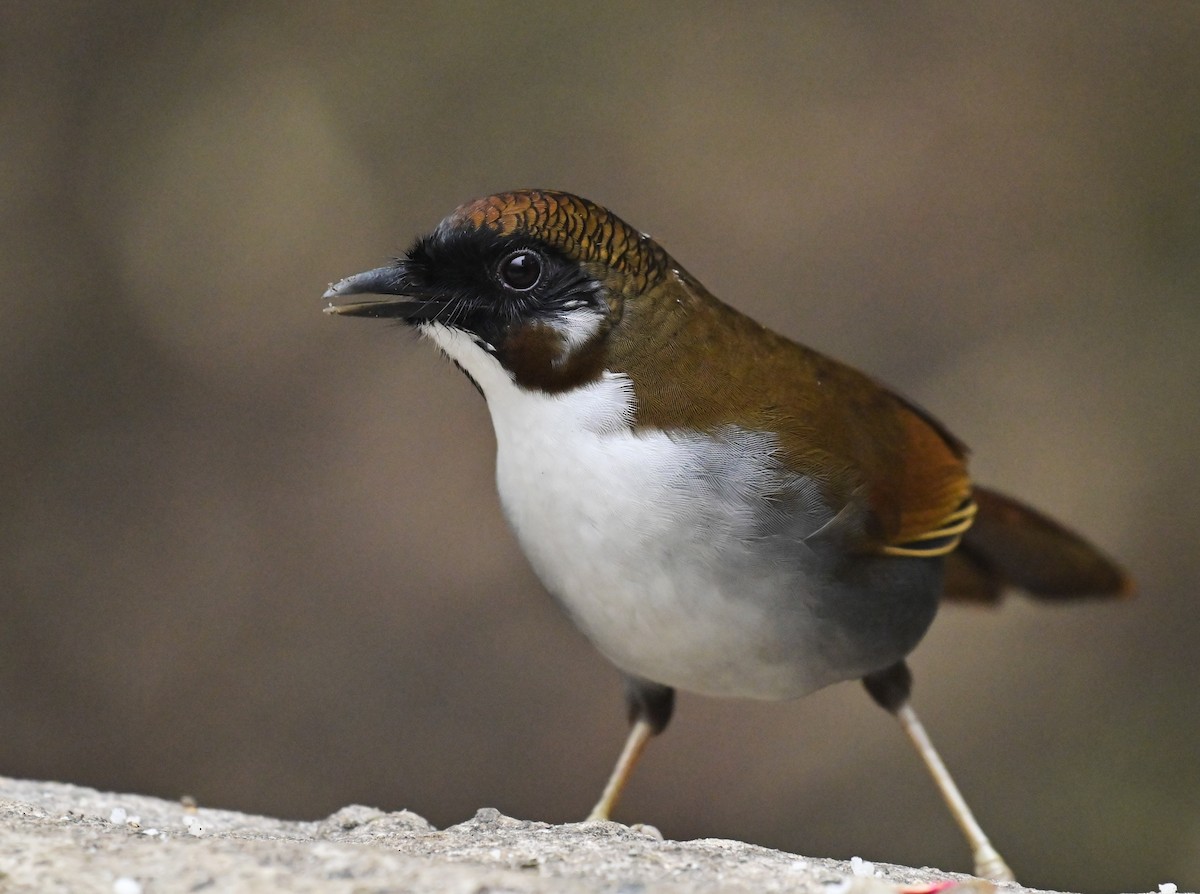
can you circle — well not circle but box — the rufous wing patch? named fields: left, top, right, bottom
left=874, top=403, right=975, bottom=555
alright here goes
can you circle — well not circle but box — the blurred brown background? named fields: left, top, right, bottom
left=2, top=3, right=1197, bottom=892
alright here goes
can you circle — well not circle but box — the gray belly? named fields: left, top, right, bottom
left=529, top=524, right=940, bottom=700
left=494, top=422, right=936, bottom=700
left=497, top=423, right=941, bottom=701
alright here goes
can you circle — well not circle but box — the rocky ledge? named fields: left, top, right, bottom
left=0, top=776, right=1073, bottom=893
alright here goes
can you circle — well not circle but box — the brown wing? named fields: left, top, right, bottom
left=779, top=373, right=976, bottom=556
left=609, top=270, right=975, bottom=554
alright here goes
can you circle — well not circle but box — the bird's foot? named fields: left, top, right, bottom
left=972, top=844, right=1015, bottom=882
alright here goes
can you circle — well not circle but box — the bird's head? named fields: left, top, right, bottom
left=325, top=190, right=676, bottom=394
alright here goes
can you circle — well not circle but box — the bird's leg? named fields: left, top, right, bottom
left=587, top=677, right=675, bottom=821
left=586, top=718, right=654, bottom=822
left=863, top=662, right=1015, bottom=883
left=894, top=701, right=1015, bottom=882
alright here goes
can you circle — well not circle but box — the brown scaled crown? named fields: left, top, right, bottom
left=442, top=190, right=673, bottom=293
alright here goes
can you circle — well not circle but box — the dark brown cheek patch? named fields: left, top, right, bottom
left=453, top=190, right=670, bottom=293
left=501, top=321, right=608, bottom=395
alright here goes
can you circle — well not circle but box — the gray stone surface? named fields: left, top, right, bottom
left=0, top=776, right=1075, bottom=893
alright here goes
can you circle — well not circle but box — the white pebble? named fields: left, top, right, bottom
left=630, top=822, right=664, bottom=840
left=109, top=808, right=127, bottom=824
left=849, top=856, right=877, bottom=877
left=113, top=878, right=142, bottom=894
left=789, top=859, right=809, bottom=871
left=1158, top=884, right=1177, bottom=894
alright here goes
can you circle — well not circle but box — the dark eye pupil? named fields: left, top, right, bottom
left=500, top=251, right=541, bottom=290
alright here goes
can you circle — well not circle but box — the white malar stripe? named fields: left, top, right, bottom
left=549, top=308, right=605, bottom=355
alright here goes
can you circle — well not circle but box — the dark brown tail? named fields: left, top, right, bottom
left=943, top=485, right=1134, bottom=603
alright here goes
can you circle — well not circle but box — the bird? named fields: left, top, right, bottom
left=323, top=189, right=1131, bottom=881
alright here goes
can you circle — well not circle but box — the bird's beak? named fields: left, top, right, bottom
left=323, top=264, right=423, bottom=318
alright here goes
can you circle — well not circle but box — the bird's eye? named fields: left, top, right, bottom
left=498, top=250, right=542, bottom=291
